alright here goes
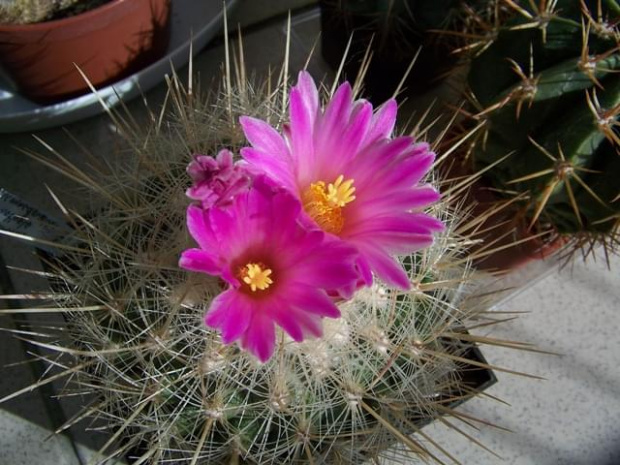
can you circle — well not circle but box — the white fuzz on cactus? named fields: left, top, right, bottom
left=0, top=39, right=535, bottom=464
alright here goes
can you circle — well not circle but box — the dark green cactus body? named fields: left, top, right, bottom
left=320, top=0, right=493, bottom=102
left=469, top=0, right=620, bottom=236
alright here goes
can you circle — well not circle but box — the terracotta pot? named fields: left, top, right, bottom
left=0, top=0, right=171, bottom=104
left=472, top=211, right=566, bottom=271
left=443, top=161, right=566, bottom=272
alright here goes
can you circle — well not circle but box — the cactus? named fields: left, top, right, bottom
left=464, top=0, right=620, bottom=253
left=320, top=0, right=497, bottom=101
left=0, top=42, right=533, bottom=464
left=321, top=0, right=498, bottom=52
left=0, top=0, right=110, bottom=24
left=321, top=0, right=474, bottom=49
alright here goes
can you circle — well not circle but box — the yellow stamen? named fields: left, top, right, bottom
left=240, top=263, right=273, bottom=292
left=302, top=175, right=356, bottom=235
left=326, top=175, right=356, bottom=207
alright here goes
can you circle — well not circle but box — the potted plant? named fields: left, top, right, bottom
left=0, top=39, right=532, bottom=463
left=0, top=0, right=171, bottom=103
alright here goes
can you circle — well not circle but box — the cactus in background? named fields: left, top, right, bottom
left=319, top=0, right=497, bottom=101
left=0, top=0, right=109, bottom=24
left=464, top=0, right=620, bottom=252
left=321, top=0, right=479, bottom=51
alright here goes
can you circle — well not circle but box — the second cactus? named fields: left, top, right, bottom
left=466, top=0, right=620, bottom=248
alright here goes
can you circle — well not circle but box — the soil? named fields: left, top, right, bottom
left=48, top=0, right=114, bottom=22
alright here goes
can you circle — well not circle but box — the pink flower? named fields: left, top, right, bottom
left=239, top=71, right=443, bottom=290
left=179, top=176, right=359, bottom=362
left=186, top=149, right=251, bottom=208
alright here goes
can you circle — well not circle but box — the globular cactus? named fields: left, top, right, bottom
left=0, top=46, right=521, bottom=464
left=465, top=0, right=620, bottom=250
left=0, top=0, right=105, bottom=24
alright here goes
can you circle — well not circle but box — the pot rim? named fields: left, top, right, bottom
left=0, top=0, right=153, bottom=31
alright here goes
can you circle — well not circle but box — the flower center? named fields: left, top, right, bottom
left=239, top=263, right=273, bottom=292
left=302, top=175, right=356, bottom=235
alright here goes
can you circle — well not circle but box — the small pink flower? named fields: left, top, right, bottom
left=179, top=176, right=359, bottom=362
left=186, top=149, right=251, bottom=208
left=240, top=71, right=443, bottom=291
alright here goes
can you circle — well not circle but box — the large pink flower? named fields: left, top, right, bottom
left=179, top=176, right=359, bottom=362
left=240, top=71, right=443, bottom=290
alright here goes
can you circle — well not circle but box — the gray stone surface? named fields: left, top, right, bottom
left=418, top=252, right=620, bottom=465
left=0, top=410, right=80, bottom=465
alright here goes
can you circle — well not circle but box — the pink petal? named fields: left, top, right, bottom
left=220, top=268, right=240, bottom=288
left=209, top=179, right=278, bottom=256
left=346, top=211, right=440, bottom=253
left=354, top=232, right=435, bottom=254
left=242, top=176, right=279, bottom=242
left=239, top=116, right=290, bottom=159
left=364, top=99, right=397, bottom=144
left=186, top=205, right=216, bottom=250
left=287, top=283, right=341, bottom=319
left=295, top=71, right=319, bottom=117
left=179, top=248, right=220, bottom=275
left=290, top=87, right=315, bottom=154
left=315, top=82, right=353, bottom=158
left=186, top=185, right=218, bottom=204
left=240, top=147, right=296, bottom=191
left=241, top=312, right=276, bottom=363
left=286, top=239, right=359, bottom=290
left=215, top=149, right=234, bottom=168
left=398, top=185, right=442, bottom=210
left=356, top=255, right=374, bottom=287
left=289, top=310, right=324, bottom=339
left=205, top=290, right=253, bottom=344
left=390, top=148, right=435, bottom=186
left=374, top=149, right=435, bottom=190
left=349, top=213, right=444, bottom=236
left=337, top=101, right=373, bottom=165
left=270, top=300, right=304, bottom=341
left=268, top=187, right=306, bottom=246
left=322, top=82, right=353, bottom=125
left=359, top=185, right=440, bottom=214
left=269, top=296, right=325, bottom=342
left=289, top=90, right=317, bottom=178
left=405, top=213, right=445, bottom=232
left=358, top=244, right=411, bottom=290
left=290, top=72, right=319, bottom=155
left=276, top=226, right=324, bottom=267
left=187, top=155, right=217, bottom=179
left=348, top=137, right=415, bottom=187
left=208, top=206, right=248, bottom=257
